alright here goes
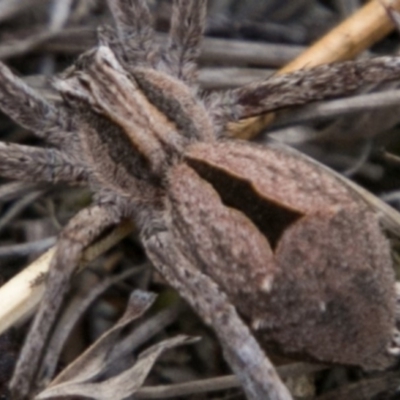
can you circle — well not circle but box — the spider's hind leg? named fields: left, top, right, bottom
left=0, top=63, right=75, bottom=148
left=0, top=142, right=88, bottom=185
left=107, top=0, right=157, bottom=67
left=9, top=204, right=121, bottom=399
left=162, top=0, right=208, bottom=84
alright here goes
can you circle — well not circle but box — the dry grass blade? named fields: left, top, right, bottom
left=0, top=237, right=56, bottom=260
left=0, top=190, right=44, bottom=233
left=134, top=363, right=327, bottom=399
left=0, top=0, right=72, bottom=59
left=271, top=90, right=400, bottom=128
left=37, top=335, right=198, bottom=400
left=0, top=182, right=45, bottom=202
left=39, top=267, right=144, bottom=385
left=110, top=303, right=181, bottom=357
left=273, top=142, right=400, bottom=236
left=47, top=290, right=157, bottom=387
left=36, top=290, right=197, bottom=400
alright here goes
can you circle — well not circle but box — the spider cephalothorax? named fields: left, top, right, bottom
left=1, top=1, right=400, bottom=399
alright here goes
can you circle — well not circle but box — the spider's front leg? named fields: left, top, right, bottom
left=107, top=0, right=155, bottom=67
left=164, top=0, right=207, bottom=83
left=208, top=57, right=400, bottom=135
left=9, top=204, right=121, bottom=400
left=0, top=63, right=73, bottom=148
left=0, top=142, right=87, bottom=185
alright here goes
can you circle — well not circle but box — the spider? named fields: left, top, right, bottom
left=1, top=0, right=400, bottom=399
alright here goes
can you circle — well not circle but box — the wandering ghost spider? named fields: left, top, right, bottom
left=1, top=1, right=400, bottom=399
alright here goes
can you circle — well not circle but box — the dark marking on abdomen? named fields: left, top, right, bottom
left=187, top=157, right=303, bottom=248
left=133, top=71, right=201, bottom=141
left=85, top=108, right=161, bottom=185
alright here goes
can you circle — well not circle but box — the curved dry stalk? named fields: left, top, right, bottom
left=271, top=89, right=400, bottom=129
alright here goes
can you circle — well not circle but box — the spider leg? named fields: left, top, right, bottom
left=162, top=0, right=207, bottom=84
left=0, top=62, right=74, bottom=148
left=207, top=57, right=400, bottom=133
left=0, top=142, right=88, bottom=185
left=107, top=0, right=157, bottom=67
left=9, top=204, right=121, bottom=399
left=144, top=231, right=292, bottom=400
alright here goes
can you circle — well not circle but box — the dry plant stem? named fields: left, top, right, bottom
left=0, top=0, right=71, bottom=61
left=38, top=336, right=198, bottom=399
left=272, top=89, right=400, bottom=128
left=229, top=0, right=400, bottom=139
left=112, top=303, right=181, bottom=357
left=0, top=0, right=44, bottom=22
left=135, top=363, right=327, bottom=399
left=335, top=0, right=361, bottom=17
left=0, top=31, right=66, bottom=61
left=282, top=0, right=400, bottom=71
left=136, top=375, right=241, bottom=399
left=200, top=37, right=304, bottom=67
left=0, top=220, right=134, bottom=336
left=0, top=237, right=56, bottom=259
left=0, top=190, right=44, bottom=233
left=40, top=267, right=142, bottom=385
left=0, top=182, right=44, bottom=202
left=45, top=290, right=159, bottom=388
left=36, top=302, right=180, bottom=393
left=0, top=248, right=55, bottom=335
left=48, top=0, right=73, bottom=32
left=199, top=67, right=274, bottom=90
left=42, top=32, right=305, bottom=67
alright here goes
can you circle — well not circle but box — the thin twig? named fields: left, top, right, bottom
left=199, top=67, right=274, bottom=90
left=41, top=266, right=144, bottom=384
left=0, top=0, right=43, bottom=22
left=134, top=363, right=327, bottom=399
left=0, top=190, right=44, bottom=234
left=41, top=30, right=305, bottom=68
left=0, top=237, right=56, bottom=259
left=272, top=89, right=400, bottom=129
left=0, top=182, right=45, bottom=202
